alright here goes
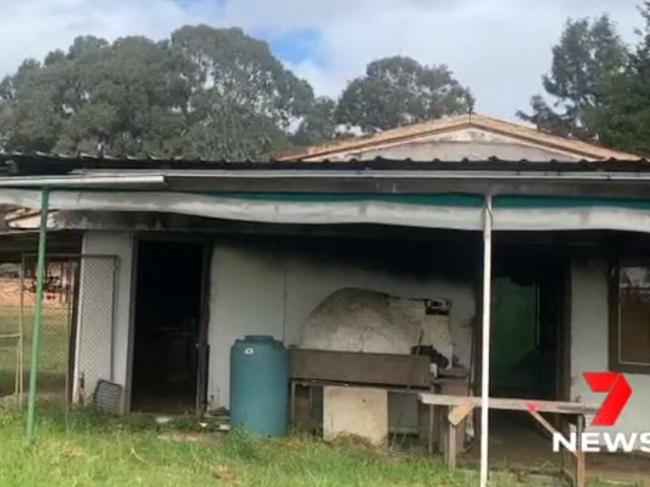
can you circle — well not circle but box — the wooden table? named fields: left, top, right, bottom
left=418, top=393, right=599, bottom=487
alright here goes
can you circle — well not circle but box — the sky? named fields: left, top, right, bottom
left=0, top=0, right=643, bottom=120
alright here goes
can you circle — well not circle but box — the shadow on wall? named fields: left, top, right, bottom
left=208, top=232, right=480, bottom=408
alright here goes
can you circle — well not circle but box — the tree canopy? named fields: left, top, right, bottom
left=593, top=2, right=650, bottom=155
left=0, top=38, right=475, bottom=158
left=8, top=12, right=650, bottom=160
left=335, top=56, right=473, bottom=133
left=518, top=15, right=628, bottom=140
left=0, top=26, right=333, bottom=159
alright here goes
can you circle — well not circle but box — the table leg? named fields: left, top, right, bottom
left=559, top=418, right=565, bottom=476
left=448, top=421, right=457, bottom=470
left=559, top=417, right=571, bottom=483
left=428, top=404, right=434, bottom=455
left=290, top=382, right=296, bottom=424
left=575, top=415, right=586, bottom=487
left=441, top=406, right=457, bottom=470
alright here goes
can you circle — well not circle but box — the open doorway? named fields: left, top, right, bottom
left=490, top=252, right=566, bottom=401
left=477, top=249, right=570, bottom=472
left=131, top=240, right=206, bottom=413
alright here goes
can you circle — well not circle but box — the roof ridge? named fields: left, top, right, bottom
left=466, top=114, right=637, bottom=159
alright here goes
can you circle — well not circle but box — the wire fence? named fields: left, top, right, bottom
left=0, top=254, right=118, bottom=409
left=23, top=255, right=79, bottom=406
left=0, top=265, right=26, bottom=404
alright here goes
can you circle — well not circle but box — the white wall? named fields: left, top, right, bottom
left=73, top=231, right=133, bottom=408
left=207, top=242, right=475, bottom=409
left=571, top=260, right=650, bottom=442
left=207, top=244, right=285, bottom=408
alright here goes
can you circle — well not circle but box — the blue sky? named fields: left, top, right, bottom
left=0, top=0, right=642, bottom=120
left=263, top=28, right=321, bottom=65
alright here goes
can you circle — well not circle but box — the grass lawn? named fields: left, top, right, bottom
left=1, top=407, right=631, bottom=486
left=0, top=407, right=485, bottom=487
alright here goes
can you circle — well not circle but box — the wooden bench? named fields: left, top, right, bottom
left=418, top=393, right=599, bottom=487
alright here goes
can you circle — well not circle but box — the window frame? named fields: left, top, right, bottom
left=609, top=261, right=650, bottom=374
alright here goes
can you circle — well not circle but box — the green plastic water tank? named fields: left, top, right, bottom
left=230, top=335, right=289, bottom=436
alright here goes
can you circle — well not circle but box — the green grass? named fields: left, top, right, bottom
left=0, top=407, right=639, bottom=487
left=0, top=408, right=482, bottom=487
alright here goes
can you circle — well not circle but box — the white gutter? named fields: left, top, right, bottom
left=0, top=174, right=166, bottom=188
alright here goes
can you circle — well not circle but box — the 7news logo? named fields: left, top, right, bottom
left=583, top=372, right=632, bottom=426
left=552, top=372, right=649, bottom=453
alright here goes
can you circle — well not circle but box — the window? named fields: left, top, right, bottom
left=610, top=263, right=650, bottom=373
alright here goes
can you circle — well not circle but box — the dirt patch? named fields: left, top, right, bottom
left=0, top=277, right=68, bottom=307
left=0, top=278, right=24, bottom=307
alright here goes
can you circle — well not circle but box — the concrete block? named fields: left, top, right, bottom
left=323, top=386, right=388, bottom=447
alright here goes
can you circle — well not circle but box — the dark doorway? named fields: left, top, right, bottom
left=470, top=248, right=571, bottom=475
left=131, top=240, right=205, bottom=413
left=490, top=252, right=566, bottom=400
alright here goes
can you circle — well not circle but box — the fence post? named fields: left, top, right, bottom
left=25, top=187, right=49, bottom=446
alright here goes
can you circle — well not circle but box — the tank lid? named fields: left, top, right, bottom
left=244, top=335, right=275, bottom=342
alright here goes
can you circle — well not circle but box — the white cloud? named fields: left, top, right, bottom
left=0, top=0, right=642, bottom=120
left=0, top=1, right=203, bottom=78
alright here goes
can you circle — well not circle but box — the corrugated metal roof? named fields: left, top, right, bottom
left=2, top=152, right=650, bottom=177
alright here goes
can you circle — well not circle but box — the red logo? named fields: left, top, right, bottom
left=583, top=372, right=633, bottom=426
